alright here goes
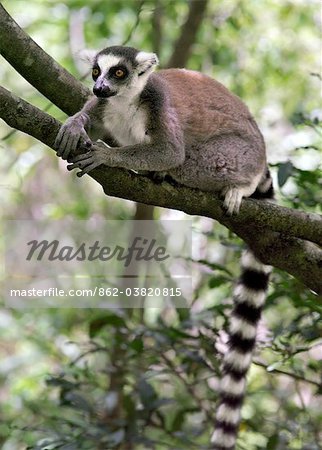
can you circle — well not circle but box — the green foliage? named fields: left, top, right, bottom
left=1, top=292, right=321, bottom=449
left=0, top=0, right=321, bottom=449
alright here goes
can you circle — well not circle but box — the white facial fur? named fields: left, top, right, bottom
left=129, top=51, right=159, bottom=97
left=95, top=51, right=158, bottom=144
left=94, top=51, right=159, bottom=101
left=97, top=54, right=121, bottom=76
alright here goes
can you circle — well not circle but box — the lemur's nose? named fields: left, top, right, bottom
left=93, top=80, right=115, bottom=98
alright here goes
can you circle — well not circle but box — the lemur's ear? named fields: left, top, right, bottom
left=79, top=49, right=98, bottom=66
left=136, top=52, right=159, bottom=76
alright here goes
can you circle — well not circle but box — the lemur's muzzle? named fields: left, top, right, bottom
left=93, top=79, right=116, bottom=98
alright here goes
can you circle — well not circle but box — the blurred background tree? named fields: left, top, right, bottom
left=0, top=0, right=321, bottom=449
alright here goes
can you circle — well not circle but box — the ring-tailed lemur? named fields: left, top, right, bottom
left=55, top=46, right=274, bottom=449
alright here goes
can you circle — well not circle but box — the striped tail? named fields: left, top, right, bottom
left=211, top=252, right=271, bottom=449
left=211, top=170, right=274, bottom=450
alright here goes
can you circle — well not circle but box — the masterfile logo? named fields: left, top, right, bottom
left=25, top=237, right=170, bottom=265
left=4, top=219, right=192, bottom=308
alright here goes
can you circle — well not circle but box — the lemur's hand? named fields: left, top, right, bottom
left=55, top=119, right=92, bottom=160
left=67, top=140, right=114, bottom=177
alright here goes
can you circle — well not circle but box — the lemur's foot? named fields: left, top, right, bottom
left=223, top=187, right=243, bottom=215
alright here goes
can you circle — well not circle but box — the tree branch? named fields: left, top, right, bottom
left=151, top=0, right=163, bottom=57
left=0, top=3, right=90, bottom=116
left=166, top=0, right=209, bottom=68
left=0, top=86, right=60, bottom=147
left=1, top=86, right=321, bottom=296
left=253, top=360, right=322, bottom=389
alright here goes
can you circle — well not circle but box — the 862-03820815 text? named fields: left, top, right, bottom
left=9, top=286, right=183, bottom=298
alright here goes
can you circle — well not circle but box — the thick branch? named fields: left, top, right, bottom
left=166, top=0, right=209, bottom=68
left=225, top=200, right=322, bottom=248
left=1, top=86, right=321, bottom=296
left=0, top=86, right=60, bottom=147
left=0, top=3, right=90, bottom=116
left=151, top=0, right=163, bottom=56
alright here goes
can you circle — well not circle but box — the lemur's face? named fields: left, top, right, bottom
left=91, top=46, right=158, bottom=99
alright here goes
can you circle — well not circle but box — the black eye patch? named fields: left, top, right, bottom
left=109, top=65, right=128, bottom=80
left=92, top=66, right=100, bottom=80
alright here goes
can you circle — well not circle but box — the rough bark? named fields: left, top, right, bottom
left=0, top=3, right=90, bottom=116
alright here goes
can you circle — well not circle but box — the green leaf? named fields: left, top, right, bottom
left=208, top=276, right=229, bottom=288
left=171, top=409, right=186, bottom=432
left=108, top=429, right=125, bottom=446
left=151, top=398, right=175, bottom=410
left=278, top=161, right=294, bottom=187
left=62, top=392, right=93, bottom=413
left=138, top=379, right=157, bottom=409
left=89, top=312, right=126, bottom=337
left=129, top=337, right=144, bottom=353
left=267, top=433, right=279, bottom=449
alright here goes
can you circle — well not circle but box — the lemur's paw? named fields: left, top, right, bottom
left=223, top=188, right=243, bottom=215
left=55, top=124, right=92, bottom=160
left=67, top=151, right=102, bottom=177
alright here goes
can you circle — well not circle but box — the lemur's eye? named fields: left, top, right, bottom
left=115, top=69, right=125, bottom=78
left=92, top=68, right=100, bottom=78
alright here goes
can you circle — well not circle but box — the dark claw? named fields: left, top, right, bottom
left=79, top=140, right=92, bottom=152
left=67, top=164, right=76, bottom=171
left=67, top=162, right=84, bottom=176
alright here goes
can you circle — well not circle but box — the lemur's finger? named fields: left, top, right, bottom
left=62, top=135, right=78, bottom=160
left=57, top=131, right=71, bottom=157
left=54, top=130, right=63, bottom=150
left=70, top=152, right=93, bottom=163
left=77, top=162, right=100, bottom=177
left=66, top=163, right=78, bottom=171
